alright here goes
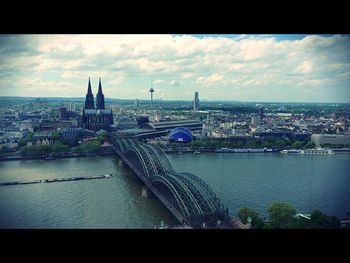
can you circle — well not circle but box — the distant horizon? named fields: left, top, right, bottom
left=1, top=95, right=349, bottom=105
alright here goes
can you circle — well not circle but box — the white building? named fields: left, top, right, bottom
left=311, top=134, right=350, bottom=147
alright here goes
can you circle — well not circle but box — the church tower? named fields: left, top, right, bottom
left=84, top=78, right=95, bottom=109
left=96, top=77, right=105, bottom=109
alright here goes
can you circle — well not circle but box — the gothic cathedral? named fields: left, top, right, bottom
left=82, top=78, right=113, bottom=131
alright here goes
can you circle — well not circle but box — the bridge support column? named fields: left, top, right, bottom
left=142, top=186, right=154, bottom=198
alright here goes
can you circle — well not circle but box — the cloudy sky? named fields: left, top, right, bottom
left=0, top=34, right=349, bottom=103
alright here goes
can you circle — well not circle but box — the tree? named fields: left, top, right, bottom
left=19, top=145, right=52, bottom=156
left=291, top=141, right=304, bottom=149
left=237, top=207, right=264, bottom=229
left=73, top=140, right=101, bottom=154
left=97, top=133, right=107, bottom=144
left=274, top=140, right=286, bottom=147
left=288, top=217, right=312, bottom=229
left=309, top=210, right=340, bottom=229
left=18, top=132, right=34, bottom=148
left=305, top=141, right=315, bottom=149
left=52, top=143, right=70, bottom=154
left=18, top=138, right=27, bottom=148
left=266, top=202, right=296, bottom=229
left=52, top=131, right=60, bottom=141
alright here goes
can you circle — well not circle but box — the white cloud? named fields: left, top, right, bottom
left=181, top=73, right=194, bottom=79
left=195, top=74, right=224, bottom=86
left=298, top=78, right=335, bottom=86
left=169, top=80, right=182, bottom=86
left=109, top=76, right=124, bottom=85
left=153, top=79, right=165, bottom=84
left=296, top=60, right=313, bottom=74
left=242, top=79, right=262, bottom=86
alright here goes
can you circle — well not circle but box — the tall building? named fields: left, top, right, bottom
left=311, top=134, right=350, bottom=148
left=68, top=103, right=75, bottom=111
left=82, top=78, right=113, bottom=131
left=59, top=107, right=67, bottom=120
left=134, top=99, right=140, bottom=108
left=258, top=106, right=264, bottom=119
left=193, top=91, right=199, bottom=111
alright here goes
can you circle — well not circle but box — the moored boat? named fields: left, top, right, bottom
left=280, top=149, right=334, bottom=154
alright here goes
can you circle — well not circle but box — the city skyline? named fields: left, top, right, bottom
left=0, top=34, right=349, bottom=103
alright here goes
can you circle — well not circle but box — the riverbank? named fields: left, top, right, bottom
left=163, top=147, right=350, bottom=154
left=0, top=150, right=116, bottom=162
left=1, top=147, right=349, bottom=161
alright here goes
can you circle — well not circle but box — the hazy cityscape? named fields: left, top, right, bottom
left=0, top=34, right=349, bottom=229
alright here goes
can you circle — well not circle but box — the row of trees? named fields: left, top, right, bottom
left=237, top=202, right=341, bottom=229
left=18, top=132, right=107, bottom=156
left=72, top=140, right=102, bottom=154
left=19, top=142, right=70, bottom=156
left=72, top=133, right=107, bottom=154
left=19, top=139, right=106, bottom=156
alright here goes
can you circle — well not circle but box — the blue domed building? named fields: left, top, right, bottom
left=168, top=127, right=193, bottom=143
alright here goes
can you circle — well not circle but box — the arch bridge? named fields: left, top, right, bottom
left=108, top=134, right=230, bottom=228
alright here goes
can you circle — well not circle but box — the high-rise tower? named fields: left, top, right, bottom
left=149, top=82, right=154, bottom=108
left=96, top=77, right=105, bottom=109
left=193, top=91, right=199, bottom=110
left=258, top=106, right=264, bottom=119
left=84, top=78, right=95, bottom=109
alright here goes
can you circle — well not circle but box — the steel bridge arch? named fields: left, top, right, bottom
left=124, top=146, right=151, bottom=178
left=109, top=136, right=230, bottom=227
left=154, top=173, right=204, bottom=216
left=150, top=174, right=190, bottom=217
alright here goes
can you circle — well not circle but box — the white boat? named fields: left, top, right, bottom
left=300, top=149, right=334, bottom=154
left=281, top=149, right=334, bottom=154
left=215, top=148, right=231, bottom=153
left=194, top=150, right=201, bottom=154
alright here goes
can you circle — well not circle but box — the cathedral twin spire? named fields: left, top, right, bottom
left=84, top=77, right=105, bottom=110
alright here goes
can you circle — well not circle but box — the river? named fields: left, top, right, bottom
left=0, top=153, right=349, bottom=228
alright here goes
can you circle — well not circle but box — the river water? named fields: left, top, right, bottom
left=0, top=153, right=349, bottom=228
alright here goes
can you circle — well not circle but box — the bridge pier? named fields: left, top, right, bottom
left=142, top=186, right=154, bottom=198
